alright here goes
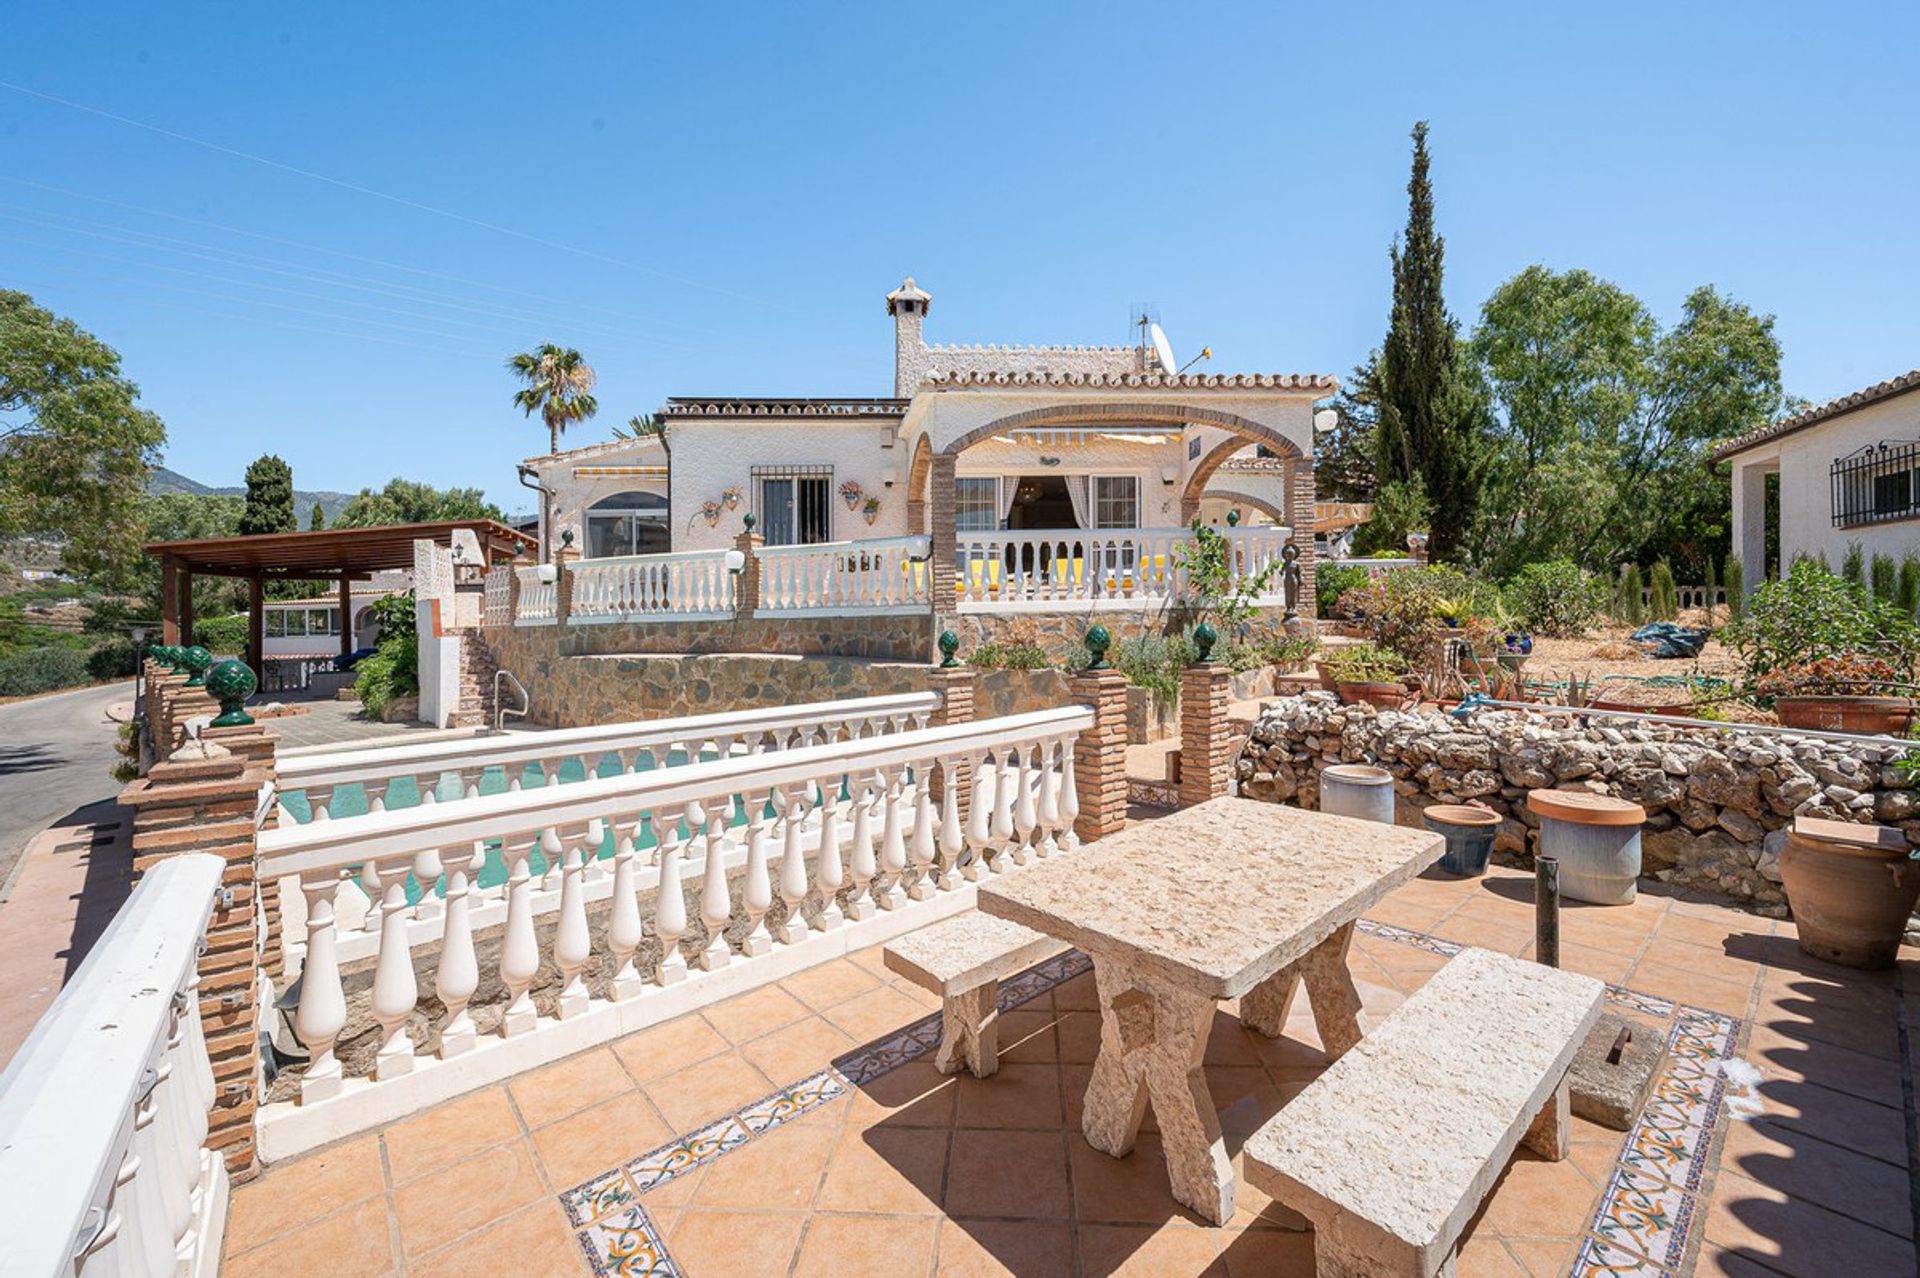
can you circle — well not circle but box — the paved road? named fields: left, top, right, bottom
left=0, top=682, right=132, bottom=897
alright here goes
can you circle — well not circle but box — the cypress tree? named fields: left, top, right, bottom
left=1900, top=555, right=1920, bottom=622
left=1841, top=541, right=1865, bottom=587
left=239, top=454, right=296, bottom=536
left=309, top=502, right=327, bottom=531
left=1872, top=553, right=1897, bottom=602
left=1621, top=564, right=1645, bottom=626
left=1723, top=557, right=1745, bottom=623
left=1370, top=122, right=1482, bottom=563
left=1649, top=559, right=1677, bottom=621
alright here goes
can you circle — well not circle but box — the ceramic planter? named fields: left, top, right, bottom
left=1424, top=804, right=1502, bottom=877
left=1774, top=695, right=1914, bottom=736
left=1779, top=816, right=1920, bottom=969
left=1527, top=790, right=1646, bottom=905
left=1320, top=764, right=1395, bottom=824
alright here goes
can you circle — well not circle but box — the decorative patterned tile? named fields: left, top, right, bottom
left=737, top=1068, right=848, bottom=1134
left=561, top=1166, right=639, bottom=1227
left=831, top=1014, right=943, bottom=1085
left=1356, top=918, right=1463, bottom=956
left=1619, top=1089, right=1715, bottom=1192
left=1589, top=1165, right=1698, bottom=1270
left=579, top=1203, right=680, bottom=1277
left=625, top=1115, right=751, bottom=1192
left=1605, top=985, right=1677, bottom=1019
left=1570, top=1232, right=1676, bottom=1277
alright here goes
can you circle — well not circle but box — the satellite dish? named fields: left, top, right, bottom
left=1149, top=323, right=1177, bottom=375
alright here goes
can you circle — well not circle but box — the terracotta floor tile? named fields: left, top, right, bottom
left=1756, top=975, right=1900, bottom=1060
left=1453, top=1233, right=1528, bottom=1276
left=1553, top=911, right=1658, bottom=959
left=1203, top=1011, right=1268, bottom=1066
left=668, top=1208, right=807, bottom=1276
left=1501, top=1237, right=1583, bottom=1277
left=1755, top=1077, right=1906, bottom=1165
left=643, top=1050, right=774, bottom=1132
left=701, top=981, right=813, bottom=1044
left=847, top=943, right=896, bottom=980
left=1477, top=1150, right=1603, bottom=1239
left=954, top=1062, right=1065, bottom=1129
left=609, top=1011, right=731, bottom=1082
left=223, top=1198, right=397, bottom=1278
left=793, top=1213, right=939, bottom=1278
left=1720, top=1117, right=1913, bottom=1237
left=1694, top=1242, right=1797, bottom=1276
left=845, top=1057, right=960, bottom=1129
left=933, top=1219, right=1075, bottom=1277
left=634, top=1159, right=706, bottom=1208
left=1069, top=1133, right=1204, bottom=1226
left=818, top=1123, right=950, bottom=1215
left=1057, top=1009, right=1105, bottom=1064
left=1703, top=1169, right=1917, bottom=1277
left=1432, top=914, right=1536, bottom=956
left=392, top=1140, right=549, bottom=1257
left=1360, top=895, right=1454, bottom=932
left=1657, top=908, right=1770, bottom=953
left=406, top=1200, right=585, bottom=1278
left=739, top=1013, right=858, bottom=1083
left=1077, top=1221, right=1223, bottom=1277
left=1538, top=940, right=1635, bottom=985
left=382, top=1087, right=524, bottom=1185
left=1745, top=1020, right=1904, bottom=1106
left=1215, top=1224, right=1315, bottom=1276
left=227, top=1134, right=384, bottom=1246
left=1052, top=970, right=1101, bottom=1011
left=781, top=956, right=885, bottom=1010
left=692, top=1110, right=839, bottom=1208
left=529, top=1091, right=672, bottom=1190
left=1622, top=959, right=1754, bottom=1016
left=507, top=1046, right=636, bottom=1129
left=995, top=1007, right=1061, bottom=1063
left=825, top=984, right=939, bottom=1042
left=945, top=1129, right=1071, bottom=1219
left=1638, top=936, right=1769, bottom=986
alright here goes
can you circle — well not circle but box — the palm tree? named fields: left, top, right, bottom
left=507, top=344, right=599, bottom=454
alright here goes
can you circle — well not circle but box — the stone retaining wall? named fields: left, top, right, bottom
left=1236, top=693, right=1920, bottom=911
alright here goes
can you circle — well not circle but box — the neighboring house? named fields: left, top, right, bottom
left=1716, top=369, right=1920, bottom=585
left=521, top=277, right=1333, bottom=603
left=258, top=573, right=409, bottom=658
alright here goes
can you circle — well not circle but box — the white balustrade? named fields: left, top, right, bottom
left=568, top=548, right=740, bottom=623
left=954, top=525, right=1292, bottom=609
left=482, top=564, right=514, bottom=625
left=755, top=535, right=933, bottom=615
left=255, top=706, right=1091, bottom=1119
left=514, top=565, right=558, bottom=624
left=0, top=854, right=228, bottom=1278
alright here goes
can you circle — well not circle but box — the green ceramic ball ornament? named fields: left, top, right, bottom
left=1084, top=625, right=1112, bottom=670
left=206, top=659, right=258, bottom=727
left=181, top=645, right=213, bottom=687
left=938, top=629, right=960, bottom=668
left=1193, top=621, right=1218, bottom=662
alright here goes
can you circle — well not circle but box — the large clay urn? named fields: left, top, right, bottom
left=1779, top=816, right=1920, bottom=969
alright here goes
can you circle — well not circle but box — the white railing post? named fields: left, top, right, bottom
left=437, top=842, right=480, bottom=1057
left=296, top=873, right=347, bottom=1101
left=697, top=809, right=732, bottom=971
left=499, top=833, right=540, bottom=1036
left=608, top=819, right=645, bottom=1001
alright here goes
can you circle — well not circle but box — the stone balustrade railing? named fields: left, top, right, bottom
left=513, top=564, right=557, bottom=624
left=0, top=854, right=229, bottom=1278
left=754, top=534, right=933, bottom=615
left=955, top=524, right=1290, bottom=610
left=271, top=693, right=943, bottom=965
left=482, top=565, right=513, bottom=625
left=569, top=547, right=742, bottom=623
left=254, top=705, right=1090, bottom=1151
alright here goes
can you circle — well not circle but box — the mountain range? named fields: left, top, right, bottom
left=146, top=466, right=358, bottom=526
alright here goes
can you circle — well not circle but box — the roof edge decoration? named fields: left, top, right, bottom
left=521, top=435, right=665, bottom=469
left=1712, top=369, right=1920, bottom=462
left=659, top=397, right=910, bottom=418
left=925, top=342, right=1138, bottom=356
left=920, top=370, right=1337, bottom=391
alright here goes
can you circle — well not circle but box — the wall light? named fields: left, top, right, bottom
left=1160, top=466, right=1178, bottom=485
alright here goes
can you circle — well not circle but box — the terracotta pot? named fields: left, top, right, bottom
left=1424, top=804, right=1502, bottom=877
left=1774, top=695, right=1915, bottom=736
left=1334, top=680, right=1413, bottom=710
left=1314, top=662, right=1337, bottom=691
left=1780, top=817, right=1920, bottom=969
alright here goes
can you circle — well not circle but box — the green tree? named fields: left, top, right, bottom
left=507, top=344, right=598, bottom=455
left=1723, top=557, right=1746, bottom=623
left=1470, top=269, right=1783, bottom=578
left=1313, top=388, right=1377, bottom=505
left=1872, top=553, right=1898, bottom=603
left=334, top=478, right=506, bottom=528
left=88, top=491, right=246, bottom=634
left=1367, top=122, right=1485, bottom=562
left=1620, top=564, right=1646, bottom=625
left=1841, top=541, right=1866, bottom=588
left=1649, top=559, right=1677, bottom=620
left=0, top=290, right=166, bottom=578
left=309, top=502, right=327, bottom=531
left=238, top=454, right=296, bottom=536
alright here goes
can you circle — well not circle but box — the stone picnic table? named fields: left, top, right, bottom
left=977, top=797, right=1444, bottom=1225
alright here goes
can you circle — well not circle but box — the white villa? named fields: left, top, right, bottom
left=520, top=277, right=1336, bottom=615
left=257, top=574, right=407, bottom=658
left=1718, top=368, right=1920, bottom=583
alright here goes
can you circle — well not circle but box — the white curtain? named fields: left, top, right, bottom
left=998, top=476, right=1021, bottom=526
left=1065, top=474, right=1092, bottom=529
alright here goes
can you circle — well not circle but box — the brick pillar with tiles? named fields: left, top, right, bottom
left=1289, top=462, right=1318, bottom=622
left=927, top=453, right=959, bottom=618
left=733, top=524, right=764, bottom=618
left=119, top=734, right=274, bottom=1179
left=1178, top=660, right=1234, bottom=808
left=1070, top=653, right=1130, bottom=843
left=925, top=654, right=974, bottom=819
left=553, top=540, right=580, bottom=625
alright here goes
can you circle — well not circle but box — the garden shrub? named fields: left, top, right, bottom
left=1616, top=564, right=1645, bottom=624
left=0, top=645, right=90, bottom=697
left=1315, top=563, right=1371, bottom=618
left=86, top=638, right=139, bottom=681
left=1842, top=541, right=1865, bottom=588
left=1722, top=558, right=1745, bottom=624
left=1503, top=560, right=1609, bottom=638
left=1320, top=641, right=1410, bottom=684
left=1648, top=559, right=1677, bottom=621
left=1725, top=560, right=1919, bottom=687
left=1872, top=553, right=1898, bottom=603
left=192, top=614, right=248, bottom=656
left=1901, top=555, right=1920, bottom=623
left=354, top=593, right=420, bottom=714
left=1336, top=565, right=1500, bottom=665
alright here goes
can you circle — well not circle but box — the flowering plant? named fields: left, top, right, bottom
left=1753, top=653, right=1911, bottom=699
left=839, top=480, right=863, bottom=508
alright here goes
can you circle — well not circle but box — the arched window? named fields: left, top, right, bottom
left=585, top=490, right=669, bottom=558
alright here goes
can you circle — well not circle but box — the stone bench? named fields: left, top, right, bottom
left=1243, top=947, right=1605, bottom=1277
left=883, top=912, right=1067, bottom=1078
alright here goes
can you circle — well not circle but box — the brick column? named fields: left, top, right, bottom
left=553, top=542, right=580, bottom=625
left=927, top=453, right=958, bottom=616
left=1178, top=662, right=1234, bottom=807
left=1070, top=666, right=1130, bottom=843
left=733, top=525, right=765, bottom=618
left=120, top=734, right=274, bottom=1179
left=926, top=661, right=974, bottom=818
left=1288, top=462, right=1318, bottom=620
left=204, top=719, right=283, bottom=981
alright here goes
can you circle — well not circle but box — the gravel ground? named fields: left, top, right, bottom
left=1508, top=610, right=1757, bottom=716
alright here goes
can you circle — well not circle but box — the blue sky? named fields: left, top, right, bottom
left=3, top=2, right=1915, bottom=512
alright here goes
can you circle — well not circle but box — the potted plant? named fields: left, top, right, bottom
left=862, top=495, right=882, bottom=525
left=1494, top=632, right=1533, bottom=674
left=839, top=479, right=863, bottom=510
left=1320, top=642, right=1414, bottom=709
left=1423, top=803, right=1502, bottom=877
left=1756, top=653, right=1916, bottom=735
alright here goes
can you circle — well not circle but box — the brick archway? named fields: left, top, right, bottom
left=1197, top=489, right=1286, bottom=524
left=937, top=402, right=1302, bottom=458
left=905, top=433, right=933, bottom=534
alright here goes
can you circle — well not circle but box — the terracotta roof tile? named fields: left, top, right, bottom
left=1711, top=369, right=1920, bottom=461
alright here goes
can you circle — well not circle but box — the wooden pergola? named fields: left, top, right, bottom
left=145, top=520, right=533, bottom=672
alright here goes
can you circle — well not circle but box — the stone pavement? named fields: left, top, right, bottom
left=263, top=699, right=470, bottom=750
left=222, top=858, right=1919, bottom=1277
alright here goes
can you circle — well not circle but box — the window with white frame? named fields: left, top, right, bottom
left=1092, top=475, right=1140, bottom=528
left=585, top=490, right=669, bottom=558
left=954, top=477, right=999, bottom=531
left=754, top=466, right=833, bottom=545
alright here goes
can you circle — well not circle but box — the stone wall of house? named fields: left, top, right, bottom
left=1236, top=693, right=1920, bottom=911
left=481, top=611, right=932, bottom=674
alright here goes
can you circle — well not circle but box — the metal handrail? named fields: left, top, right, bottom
left=493, top=669, right=530, bottom=734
